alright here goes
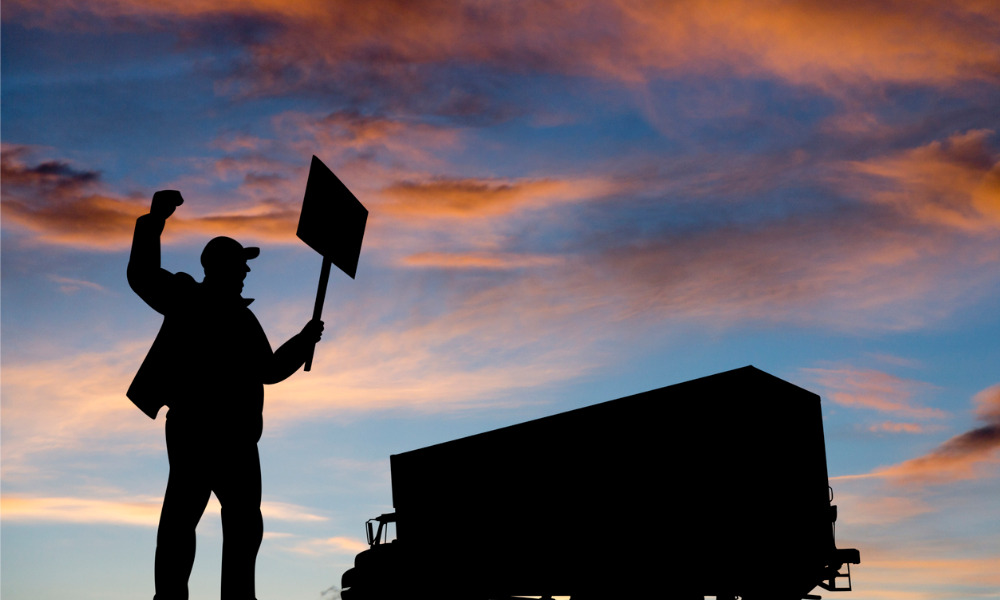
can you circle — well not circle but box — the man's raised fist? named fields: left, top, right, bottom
left=151, top=190, right=184, bottom=219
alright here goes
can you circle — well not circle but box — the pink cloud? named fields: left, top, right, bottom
left=856, top=556, right=1000, bottom=596
left=874, top=384, right=1000, bottom=485
left=8, top=0, right=997, bottom=95
left=1, top=146, right=300, bottom=250
left=849, top=129, right=1000, bottom=232
left=402, top=251, right=564, bottom=270
left=381, top=177, right=594, bottom=219
left=0, top=495, right=163, bottom=526
left=869, top=422, right=929, bottom=434
left=274, top=536, right=370, bottom=557
left=0, top=494, right=329, bottom=527
left=804, top=367, right=947, bottom=419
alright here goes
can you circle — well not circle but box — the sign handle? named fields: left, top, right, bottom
left=304, top=256, right=332, bottom=372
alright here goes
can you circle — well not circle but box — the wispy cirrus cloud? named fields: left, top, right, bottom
left=0, top=277, right=598, bottom=479
left=0, top=341, right=164, bottom=483
left=804, top=367, right=947, bottom=420
left=381, top=176, right=606, bottom=219
left=47, top=275, right=111, bottom=295
left=868, top=422, right=932, bottom=434
left=828, top=491, right=934, bottom=527
left=849, top=129, right=1000, bottom=232
left=6, top=123, right=998, bottom=340
left=7, top=0, right=997, bottom=106
left=833, top=383, right=1000, bottom=487
left=271, top=535, right=369, bottom=557
left=1, top=146, right=299, bottom=250
left=852, top=556, right=1000, bottom=599
left=401, top=251, right=564, bottom=271
left=874, top=384, right=1000, bottom=485
left=0, top=495, right=163, bottom=526
left=0, top=494, right=328, bottom=526
left=1, top=145, right=145, bottom=249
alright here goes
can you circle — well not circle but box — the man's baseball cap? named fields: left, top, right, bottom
left=201, top=236, right=260, bottom=270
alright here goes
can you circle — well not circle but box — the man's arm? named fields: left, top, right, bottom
left=262, top=319, right=325, bottom=384
left=127, top=191, right=184, bottom=314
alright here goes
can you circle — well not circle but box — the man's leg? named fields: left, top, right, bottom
left=214, top=443, right=263, bottom=600
left=155, top=421, right=212, bottom=600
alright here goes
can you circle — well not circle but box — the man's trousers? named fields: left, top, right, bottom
left=154, top=418, right=263, bottom=600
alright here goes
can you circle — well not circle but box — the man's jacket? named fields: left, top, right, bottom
left=127, top=214, right=291, bottom=441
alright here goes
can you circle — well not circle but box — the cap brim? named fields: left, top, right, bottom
left=244, top=247, right=260, bottom=260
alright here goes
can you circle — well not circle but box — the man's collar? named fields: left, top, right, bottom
left=200, top=278, right=254, bottom=307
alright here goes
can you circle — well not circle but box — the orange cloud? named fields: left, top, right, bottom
left=0, top=495, right=163, bottom=526
left=850, top=129, right=1000, bottom=232
left=875, top=384, right=1000, bottom=485
left=856, top=556, right=1000, bottom=597
left=381, top=177, right=592, bottom=219
left=274, top=535, right=369, bottom=557
left=401, top=251, right=563, bottom=270
left=804, top=367, right=947, bottom=419
left=575, top=210, right=976, bottom=331
left=1, top=147, right=300, bottom=250
left=47, top=275, right=111, bottom=295
left=827, top=491, right=934, bottom=527
left=1, top=277, right=600, bottom=477
left=2, top=192, right=147, bottom=249
left=0, top=494, right=328, bottom=526
left=283, top=110, right=459, bottom=162
left=9, top=0, right=997, bottom=94
left=0, top=341, right=168, bottom=484
left=869, top=422, right=929, bottom=434
left=825, top=473, right=1000, bottom=597
left=3, top=192, right=299, bottom=251
left=1, top=145, right=145, bottom=249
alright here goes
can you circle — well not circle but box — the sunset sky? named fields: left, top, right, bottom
left=2, top=1, right=999, bottom=599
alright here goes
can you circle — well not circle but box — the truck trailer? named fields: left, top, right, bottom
left=342, top=366, right=860, bottom=600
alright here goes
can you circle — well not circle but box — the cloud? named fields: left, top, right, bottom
left=382, top=177, right=594, bottom=219
left=401, top=251, right=564, bottom=270
left=0, top=494, right=329, bottom=527
left=827, top=491, right=934, bottom=527
left=0, top=495, right=163, bottom=526
left=371, top=132, right=998, bottom=331
left=258, top=501, right=329, bottom=523
left=0, top=275, right=601, bottom=479
left=0, top=342, right=156, bottom=482
left=8, top=0, right=998, bottom=109
left=47, top=275, right=111, bottom=295
left=8, top=125, right=995, bottom=346
left=874, top=384, right=1000, bottom=485
left=1, top=146, right=300, bottom=250
left=849, top=129, right=1000, bottom=232
left=260, top=301, right=597, bottom=426
left=289, top=110, right=459, bottom=164
left=570, top=206, right=986, bottom=331
left=856, top=557, right=1000, bottom=598
left=804, top=367, right=947, bottom=419
left=869, top=422, right=931, bottom=434
left=828, top=470, right=1000, bottom=598
left=1, top=145, right=145, bottom=249
left=0, top=146, right=101, bottom=188
left=273, top=535, right=369, bottom=557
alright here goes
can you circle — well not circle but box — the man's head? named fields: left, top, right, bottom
left=201, top=236, right=259, bottom=293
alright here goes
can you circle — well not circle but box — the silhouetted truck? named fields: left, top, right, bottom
left=342, top=366, right=860, bottom=600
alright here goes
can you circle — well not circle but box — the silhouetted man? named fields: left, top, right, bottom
left=127, top=190, right=324, bottom=600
